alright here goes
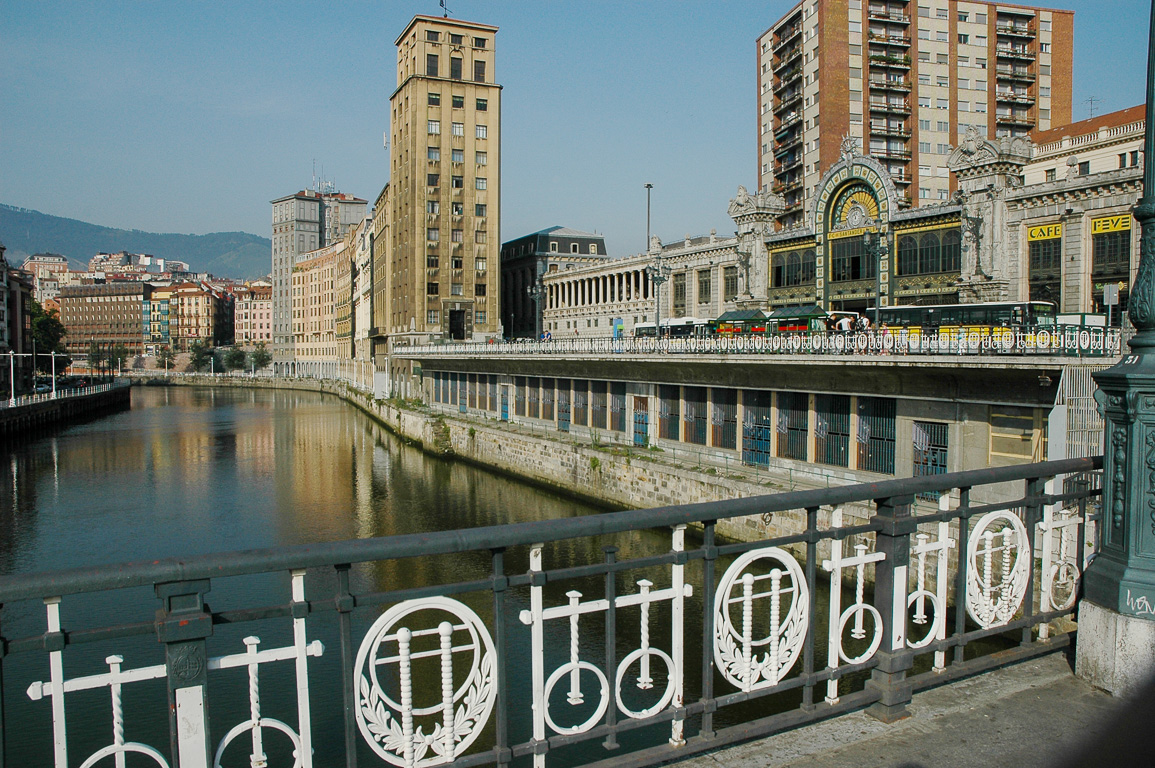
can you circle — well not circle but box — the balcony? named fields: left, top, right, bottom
left=775, top=113, right=802, bottom=136
left=868, top=99, right=910, bottom=114
left=784, top=199, right=804, bottom=211
left=773, top=47, right=802, bottom=72
left=867, top=9, right=910, bottom=24
left=869, top=77, right=912, bottom=93
left=890, top=175, right=912, bottom=185
left=775, top=91, right=803, bottom=113
left=868, top=53, right=911, bottom=69
left=996, top=67, right=1036, bottom=83
left=872, top=147, right=912, bottom=160
left=772, top=24, right=802, bottom=52
left=776, top=157, right=803, bottom=174
left=995, top=46, right=1036, bottom=61
left=867, top=32, right=911, bottom=47
left=996, top=113, right=1035, bottom=127
left=781, top=178, right=803, bottom=193
left=996, top=23, right=1036, bottom=38
left=779, top=66, right=802, bottom=86
left=869, top=123, right=911, bottom=137
left=996, top=91, right=1036, bottom=106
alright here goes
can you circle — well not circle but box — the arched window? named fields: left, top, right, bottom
left=941, top=230, right=961, bottom=272
left=898, top=236, right=918, bottom=276
left=919, top=232, right=941, bottom=274
left=801, top=250, right=816, bottom=283
left=786, top=252, right=802, bottom=285
left=772, top=254, right=786, bottom=287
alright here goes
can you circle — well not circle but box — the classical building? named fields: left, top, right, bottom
left=384, top=15, right=500, bottom=342
left=500, top=226, right=610, bottom=338
left=169, top=282, right=233, bottom=351
left=270, top=189, right=367, bottom=361
left=144, top=284, right=174, bottom=353
left=234, top=285, right=272, bottom=347
left=759, top=0, right=1074, bottom=228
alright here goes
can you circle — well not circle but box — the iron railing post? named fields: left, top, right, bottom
left=335, top=564, right=358, bottom=768
left=155, top=579, right=213, bottom=765
left=953, top=487, right=973, bottom=666
left=699, top=521, right=718, bottom=739
left=801, top=506, right=820, bottom=711
left=491, top=548, right=512, bottom=767
left=602, top=546, right=619, bottom=750
left=1022, top=476, right=1045, bottom=645
left=865, top=495, right=915, bottom=723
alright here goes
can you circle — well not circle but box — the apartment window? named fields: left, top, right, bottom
left=475, top=230, right=487, bottom=243
left=427, top=282, right=439, bottom=295
left=937, top=143, right=951, bottom=154
left=975, top=13, right=986, bottom=23
left=476, top=125, right=488, bottom=139
left=920, top=187, right=931, bottom=199
left=474, top=60, right=486, bottom=82
left=427, top=227, right=439, bottom=241
left=919, top=73, right=931, bottom=84
left=697, top=270, right=712, bottom=304
left=937, top=54, right=949, bottom=64
left=450, top=57, right=462, bottom=79
left=428, top=147, right=440, bottom=161
left=450, top=33, right=463, bottom=44
left=476, top=98, right=488, bottom=111
left=475, top=204, right=487, bottom=216
left=958, top=11, right=969, bottom=21
left=936, top=98, right=949, bottom=109
left=936, top=31, right=949, bottom=42
left=451, top=229, right=464, bottom=243
left=451, top=122, right=464, bottom=136
left=427, top=310, right=439, bottom=324
left=919, top=96, right=931, bottom=108
left=1039, top=64, right=1050, bottom=75
left=549, top=242, right=558, bottom=253
left=919, top=141, right=932, bottom=153
left=1039, top=108, right=1050, bottom=120
left=427, top=254, right=439, bottom=268
left=475, top=151, right=487, bottom=165
left=426, top=31, right=440, bottom=42
left=1046, top=168, right=1057, bottom=181
left=452, top=202, right=464, bottom=215
left=1132, top=150, right=1141, bottom=166
left=914, top=421, right=950, bottom=498
left=474, top=37, right=487, bottom=48
left=959, top=78, right=970, bottom=89
left=450, top=175, right=463, bottom=189
left=427, top=173, right=440, bottom=186
left=428, top=120, right=441, bottom=134
left=475, top=257, right=487, bottom=271
left=919, top=119, right=931, bottom=130
left=475, top=310, right=486, bottom=324
left=918, top=51, right=931, bottom=62
left=428, top=92, right=441, bottom=106
left=1040, top=43, right=1050, bottom=53
left=937, top=76, right=949, bottom=87
left=917, top=5, right=930, bottom=17
left=451, top=148, right=464, bottom=162
left=426, top=53, right=438, bottom=76
left=452, top=94, right=464, bottom=108
left=588, top=244, right=597, bottom=254
left=936, top=6, right=948, bottom=18
left=918, top=28, right=930, bottom=40
left=476, top=177, right=487, bottom=190
left=474, top=283, right=486, bottom=297
left=958, top=33, right=969, bottom=44
left=1040, top=86, right=1051, bottom=97
left=1079, top=161, right=1090, bottom=175
left=936, top=120, right=950, bottom=131
left=451, top=283, right=463, bottom=296
left=427, top=200, right=440, bottom=214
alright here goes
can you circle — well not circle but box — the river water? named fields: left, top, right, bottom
left=2, top=386, right=732, bottom=767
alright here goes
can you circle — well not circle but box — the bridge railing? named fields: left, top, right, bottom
left=0, top=456, right=1100, bottom=768
left=399, top=324, right=1122, bottom=359
left=0, top=380, right=126, bottom=410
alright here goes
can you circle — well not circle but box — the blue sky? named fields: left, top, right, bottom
left=2, top=1, right=1150, bottom=260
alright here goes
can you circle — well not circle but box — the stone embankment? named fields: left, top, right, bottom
left=143, top=375, right=877, bottom=544
left=0, top=383, right=131, bottom=438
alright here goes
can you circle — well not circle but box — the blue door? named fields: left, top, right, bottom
left=500, top=387, right=509, bottom=421
left=633, top=396, right=649, bottom=446
left=558, top=387, right=570, bottom=432
left=459, top=376, right=467, bottom=413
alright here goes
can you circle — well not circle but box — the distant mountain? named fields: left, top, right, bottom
left=0, top=203, right=271, bottom=279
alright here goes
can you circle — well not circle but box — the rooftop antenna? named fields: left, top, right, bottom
left=439, top=0, right=451, bottom=17
left=1086, top=95, right=1100, bottom=120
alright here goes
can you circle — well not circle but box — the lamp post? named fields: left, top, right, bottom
left=1078, top=0, right=1155, bottom=695
left=645, top=258, right=672, bottom=339
left=644, top=183, right=654, bottom=251
left=862, top=229, right=888, bottom=328
left=8, top=351, right=15, bottom=406
left=526, top=277, right=545, bottom=341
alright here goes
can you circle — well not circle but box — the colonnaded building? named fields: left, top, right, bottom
left=539, top=104, right=1143, bottom=338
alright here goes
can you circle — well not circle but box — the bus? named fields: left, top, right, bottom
left=633, top=318, right=716, bottom=339
left=870, top=301, right=1057, bottom=344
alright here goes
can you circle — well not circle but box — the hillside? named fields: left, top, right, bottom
left=0, top=203, right=271, bottom=279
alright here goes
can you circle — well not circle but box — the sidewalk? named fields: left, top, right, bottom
left=677, top=651, right=1126, bottom=768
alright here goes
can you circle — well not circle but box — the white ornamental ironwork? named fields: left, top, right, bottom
left=966, top=510, right=1031, bottom=628
left=822, top=508, right=885, bottom=704
left=1038, top=504, right=1085, bottom=640
left=27, top=569, right=324, bottom=768
left=353, top=596, right=497, bottom=768
left=907, top=498, right=955, bottom=672
left=714, top=546, right=809, bottom=692
left=520, top=525, right=692, bottom=768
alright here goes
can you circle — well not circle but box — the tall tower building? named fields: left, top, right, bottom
left=387, top=15, right=500, bottom=341
left=758, top=0, right=1073, bottom=227
left=270, top=189, right=366, bottom=361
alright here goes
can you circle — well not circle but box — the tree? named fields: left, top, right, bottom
left=224, top=347, right=247, bottom=371
left=249, top=342, right=272, bottom=370
left=109, top=343, right=130, bottom=373
left=86, top=340, right=106, bottom=375
left=188, top=340, right=213, bottom=372
left=156, top=345, right=175, bottom=371
left=30, top=300, right=68, bottom=373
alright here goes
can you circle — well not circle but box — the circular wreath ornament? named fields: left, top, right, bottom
left=713, top=548, right=809, bottom=691
left=966, top=511, right=1031, bottom=629
left=354, top=597, right=496, bottom=767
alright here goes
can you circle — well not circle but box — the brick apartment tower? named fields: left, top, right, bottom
left=387, top=16, right=500, bottom=341
left=758, top=0, right=1073, bottom=227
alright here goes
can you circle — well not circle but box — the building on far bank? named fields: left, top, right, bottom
left=21, top=253, right=71, bottom=303
left=500, top=226, right=610, bottom=338
left=759, top=0, right=1074, bottom=228
left=0, top=243, right=34, bottom=396
left=234, top=284, right=272, bottom=347
left=58, top=282, right=151, bottom=356
left=291, top=241, right=346, bottom=376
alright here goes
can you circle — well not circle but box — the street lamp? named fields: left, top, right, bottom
left=645, top=258, right=672, bottom=339
left=526, top=277, right=545, bottom=341
left=862, top=229, right=888, bottom=329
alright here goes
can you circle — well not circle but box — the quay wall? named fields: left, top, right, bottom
left=140, top=376, right=878, bottom=543
left=0, top=385, right=131, bottom=438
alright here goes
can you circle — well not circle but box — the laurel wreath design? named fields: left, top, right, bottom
left=714, top=597, right=806, bottom=689
left=358, top=653, right=494, bottom=766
